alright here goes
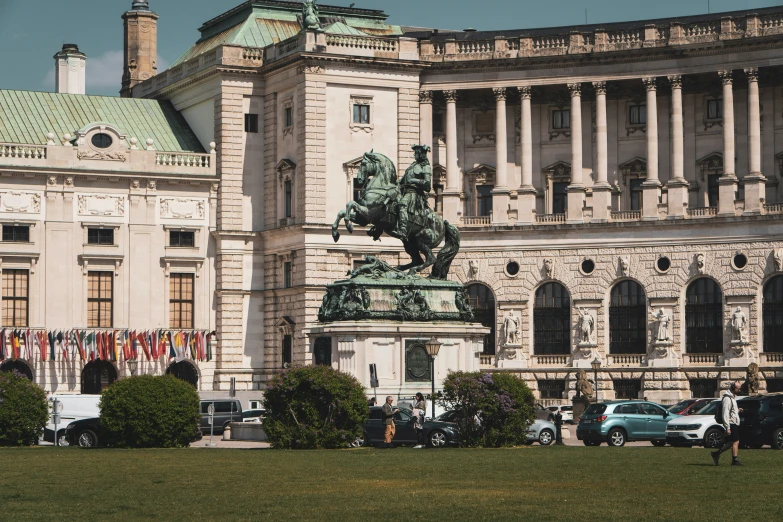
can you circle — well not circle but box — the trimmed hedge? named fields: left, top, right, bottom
left=0, top=370, right=48, bottom=446
left=263, top=365, right=368, bottom=449
left=99, top=375, right=200, bottom=448
left=440, top=371, right=535, bottom=447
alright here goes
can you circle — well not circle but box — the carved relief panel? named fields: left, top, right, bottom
left=76, top=194, right=126, bottom=221
left=159, top=197, right=207, bottom=221
left=0, top=191, right=43, bottom=215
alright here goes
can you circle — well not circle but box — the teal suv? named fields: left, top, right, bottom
left=576, top=401, right=681, bottom=447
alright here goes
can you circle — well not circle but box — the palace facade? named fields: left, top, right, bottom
left=3, top=1, right=783, bottom=402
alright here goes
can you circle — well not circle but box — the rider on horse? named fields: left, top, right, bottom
left=395, top=144, right=432, bottom=239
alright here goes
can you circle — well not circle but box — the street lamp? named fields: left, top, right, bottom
left=590, top=357, right=601, bottom=402
left=127, top=359, right=139, bottom=377
left=425, top=337, right=442, bottom=419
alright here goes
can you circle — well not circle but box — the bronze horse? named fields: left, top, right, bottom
left=331, top=151, right=459, bottom=279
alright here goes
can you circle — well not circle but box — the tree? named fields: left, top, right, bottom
left=0, top=371, right=48, bottom=446
left=439, top=371, right=535, bottom=447
left=263, top=365, right=369, bottom=449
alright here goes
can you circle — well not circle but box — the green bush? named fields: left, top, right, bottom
left=440, top=371, right=535, bottom=448
left=99, top=375, right=200, bottom=448
left=263, top=365, right=369, bottom=449
left=0, top=370, right=48, bottom=446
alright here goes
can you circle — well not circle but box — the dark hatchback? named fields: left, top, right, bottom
left=64, top=418, right=203, bottom=447
left=737, top=394, right=783, bottom=449
left=359, top=406, right=459, bottom=448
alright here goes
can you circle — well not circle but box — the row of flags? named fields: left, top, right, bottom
left=0, top=329, right=215, bottom=363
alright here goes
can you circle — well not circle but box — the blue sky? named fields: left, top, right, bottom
left=0, top=0, right=778, bottom=96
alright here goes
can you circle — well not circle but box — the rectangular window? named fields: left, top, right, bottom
left=630, top=178, right=644, bottom=211
left=169, top=230, right=195, bottom=248
left=284, top=180, right=293, bottom=218
left=353, top=104, right=370, bottom=125
left=282, top=334, right=292, bottom=367
left=244, top=113, right=259, bottom=133
left=629, top=104, right=647, bottom=125
left=433, top=183, right=444, bottom=214
left=539, top=379, right=566, bottom=400
left=2, top=225, right=30, bottom=243
left=708, top=174, right=720, bottom=208
left=283, top=261, right=292, bottom=289
left=169, top=273, right=194, bottom=329
left=476, top=185, right=493, bottom=217
left=87, top=271, right=113, bottom=328
left=2, top=269, right=29, bottom=327
left=552, top=109, right=570, bottom=130
left=552, top=182, right=568, bottom=214
left=87, top=228, right=114, bottom=246
left=707, top=99, right=723, bottom=120
left=352, top=177, right=362, bottom=203
left=690, top=379, right=717, bottom=398
left=613, top=379, right=641, bottom=400
left=284, top=107, right=294, bottom=128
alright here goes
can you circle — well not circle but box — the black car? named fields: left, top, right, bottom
left=358, top=406, right=459, bottom=448
left=64, top=418, right=203, bottom=447
left=737, top=393, right=783, bottom=449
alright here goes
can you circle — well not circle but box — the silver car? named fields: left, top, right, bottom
left=526, top=419, right=557, bottom=445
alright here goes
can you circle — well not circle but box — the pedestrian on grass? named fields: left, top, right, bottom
left=712, top=381, right=744, bottom=466
left=412, top=392, right=427, bottom=448
left=381, top=396, right=399, bottom=448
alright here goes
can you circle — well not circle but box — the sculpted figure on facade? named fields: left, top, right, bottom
left=774, top=248, right=783, bottom=272
left=503, top=310, right=520, bottom=345
left=741, top=363, right=761, bottom=395
left=302, top=0, right=321, bottom=31
left=468, top=259, right=479, bottom=280
left=619, top=256, right=630, bottom=277
left=544, top=258, right=554, bottom=279
left=731, top=306, right=748, bottom=343
left=696, top=253, right=706, bottom=274
left=650, top=308, right=671, bottom=343
left=574, top=370, right=594, bottom=400
left=576, top=307, right=595, bottom=345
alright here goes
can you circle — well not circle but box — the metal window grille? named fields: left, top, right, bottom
left=87, top=228, right=114, bottom=245
left=764, top=276, right=783, bottom=353
left=690, top=379, right=717, bottom=398
left=87, top=271, right=113, bottom=328
left=2, top=225, right=30, bottom=242
left=613, top=379, right=641, bottom=400
left=609, top=280, right=647, bottom=354
left=166, top=361, right=199, bottom=387
left=81, top=361, right=117, bottom=394
left=467, top=283, right=496, bottom=355
left=169, top=230, right=195, bottom=248
left=2, top=269, right=28, bottom=327
left=534, top=282, right=571, bottom=355
left=539, top=379, right=566, bottom=399
left=685, top=278, right=723, bottom=354
left=169, top=273, right=194, bottom=329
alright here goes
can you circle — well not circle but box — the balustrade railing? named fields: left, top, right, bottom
left=764, top=203, right=783, bottom=214
left=611, top=210, right=641, bottom=222
left=609, top=354, right=644, bottom=366
left=0, top=143, right=47, bottom=160
left=242, top=47, right=264, bottom=61
left=761, top=352, right=783, bottom=364
left=457, top=40, right=493, bottom=54
left=155, top=153, right=211, bottom=168
left=479, top=354, right=495, bottom=367
left=532, top=35, right=567, bottom=51
left=687, top=207, right=717, bottom=218
left=683, top=353, right=720, bottom=365
left=684, top=22, right=719, bottom=40
left=535, top=213, right=566, bottom=224
left=326, top=35, right=397, bottom=52
left=606, top=29, right=642, bottom=46
left=533, top=355, right=569, bottom=366
left=460, top=215, right=491, bottom=226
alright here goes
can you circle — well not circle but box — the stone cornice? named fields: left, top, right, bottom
left=0, top=168, right=217, bottom=185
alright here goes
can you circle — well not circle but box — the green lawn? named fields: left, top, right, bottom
left=1, top=446, right=780, bottom=521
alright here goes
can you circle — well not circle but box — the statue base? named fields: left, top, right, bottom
left=647, top=341, right=676, bottom=368
left=725, top=341, right=754, bottom=367
left=497, top=343, right=527, bottom=368
left=571, top=396, right=596, bottom=423
left=572, top=344, right=597, bottom=368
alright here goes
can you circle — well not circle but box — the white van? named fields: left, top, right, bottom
left=44, top=394, right=101, bottom=444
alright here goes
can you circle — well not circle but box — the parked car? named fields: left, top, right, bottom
left=200, top=399, right=243, bottom=434
left=665, top=399, right=725, bottom=448
left=526, top=419, right=557, bottom=445
left=64, top=417, right=203, bottom=447
left=737, top=393, right=783, bottom=450
left=576, top=400, right=680, bottom=446
left=666, top=398, right=714, bottom=416
left=546, top=405, right=574, bottom=424
left=44, top=394, right=101, bottom=444
left=242, top=409, right=266, bottom=423
left=359, top=406, right=459, bottom=448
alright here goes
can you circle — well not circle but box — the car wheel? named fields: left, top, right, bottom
left=538, top=429, right=554, bottom=446
left=428, top=430, right=447, bottom=448
left=607, top=428, right=626, bottom=447
left=352, top=432, right=369, bottom=448
left=583, top=440, right=601, bottom=446
left=651, top=440, right=666, bottom=447
left=76, top=430, right=98, bottom=448
left=703, top=428, right=724, bottom=449
left=772, top=428, right=783, bottom=450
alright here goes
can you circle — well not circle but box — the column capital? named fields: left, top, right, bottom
left=443, top=90, right=458, bottom=103
left=667, top=75, right=682, bottom=89
left=719, top=70, right=733, bottom=85
left=642, top=76, right=657, bottom=91
left=517, top=86, right=531, bottom=99
left=567, top=83, right=582, bottom=97
left=493, top=87, right=508, bottom=101
left=744, top=67, right=759, bottom=82
left=418, top=90, right=433, bottom=104
left=592, top=81, right=607, bottom=95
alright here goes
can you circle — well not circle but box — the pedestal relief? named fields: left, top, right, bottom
left=0, top=191, right=42, bottom=214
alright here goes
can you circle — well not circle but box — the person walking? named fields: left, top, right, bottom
left=382, top=396, right=399, bottom=448
left=712, top=381, right=744, bottom=466
left=412, top=392, right=427, bottom=448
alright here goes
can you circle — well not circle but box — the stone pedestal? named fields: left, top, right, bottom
left=591, top=184, right=612, bottom=222
left=642, top=180, right=662, bottom=220
left=743, top=174, right=766, bottom=215
left=566, top=185, right=586, bottom=223
left=666, top=178, right=689, bottom=219
left=718, top=175, right=738, bottom=216
left=571, top=396, right=595, bottom=423
left=647, top=341, right=677, bottom=368
left=497, top=343, right=527, bottom=369
left=491, top=189, right=511, bottom=225
left=442, top=190, right=461, bottom=222
left=725, top=341, right=755, bottom=368
left=516, top=187, right=536, bottom=225
left=572, top=343, right=597, bottom=368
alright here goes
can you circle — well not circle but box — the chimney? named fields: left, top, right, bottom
left=121, top=1, right=159, bottom=97
left=54, top=44, right=87, bottom=95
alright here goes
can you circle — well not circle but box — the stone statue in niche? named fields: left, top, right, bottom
left=503, top=310, right=520, bottom=345
left=544, top=258, right=554, bottom=279
left=731, top=306, right=748, bottom=343
left=650, top=308, right=671, bottom=343
left=468, top=259, right=479, bottom=280
left=774, top=248, right=783, bottom=272
left=619, top=256, right=630, bottom=277
left=696, top=253, right=706, bottom=274
left=576, top=307, right=595, bottom=345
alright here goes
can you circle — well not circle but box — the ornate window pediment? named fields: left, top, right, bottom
left=276, top=159, right=296, bottom=183
left=697, top=152, right=723, bottom=181
left=343, top=157, right=363, bottom=179
left=466, top=164, right=496, bottom=186
left=433, top=164, right=446, bottom=186
left=619, top=157, right=647, bottom=182
left=276, top=316, right=295, bottom=336
left=542, top=161, right=571, bottom=182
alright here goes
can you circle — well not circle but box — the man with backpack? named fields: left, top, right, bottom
left=712, top=381, right=744, bottom=466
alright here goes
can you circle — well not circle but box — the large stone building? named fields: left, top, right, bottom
left=3, top=1, right=783, bottom=403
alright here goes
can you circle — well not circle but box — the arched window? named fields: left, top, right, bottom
left=609, top=280, right=647, bottom=354
left=0, top=359, right=33, bottom=381
left=763, top=275, right=783, bottom=353
left=534, top=282, right=571, bottom=355
left=81, top=360, right=117, bottom=394
left=166, top=361, right=199, bottom=387
left=466, top=283, right=496, bottom=355
left=685, top=278, right=723, bottom=353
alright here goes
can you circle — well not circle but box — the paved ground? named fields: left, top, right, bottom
left=193, top=438, right=271, bottom=449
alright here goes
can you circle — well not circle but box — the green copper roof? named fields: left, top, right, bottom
left=0, top=90, right=204, bottom=153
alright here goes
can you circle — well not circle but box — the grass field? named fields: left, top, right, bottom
left=2, top=445, right=781, bottom=521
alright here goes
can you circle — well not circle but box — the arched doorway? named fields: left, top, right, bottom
left=685, top=278, right=723, bottom=353
left=81, top=361, right=117, bottom=394
left=763, top=275, right=783, bottom=353
left=466, top=283, right=496, bottom=355
left=534, top=282, right=571, bottom=355
left=166, top=361, right=199, bottom=387
left=0, top=359, right=33, bottom=381
left=609, top=280, right=647, bottom=354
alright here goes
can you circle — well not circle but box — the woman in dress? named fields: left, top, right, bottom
left=412, top=392, right=427, bottom=448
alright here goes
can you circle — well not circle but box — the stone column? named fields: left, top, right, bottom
left=642, top=77, right=661, bottom=220
left=592, top=81, right=611, bottom=222
left=492, top=88, right=510, bottom=224
left=666, top=75, right=689, bottom=218
left=517, top=86, right=535, bottom=224
left=718, top=70, right=738, bottom=216
left=567, top=83, right=585, bottom=223
left=442, top=90, right=460, bottom=222
left=744, top=67, right=766, bottom=214
left=419, top=90, right=433, bottom=155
